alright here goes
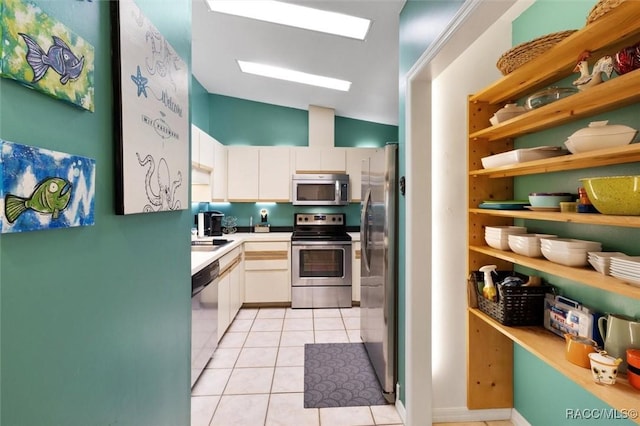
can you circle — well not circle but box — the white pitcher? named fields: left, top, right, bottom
left=598, top=314, right=640, bottom=372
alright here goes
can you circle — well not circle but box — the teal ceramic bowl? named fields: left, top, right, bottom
left=580, top=176, right=640, bottom=215
left=528, top=192, right=574, bottom=208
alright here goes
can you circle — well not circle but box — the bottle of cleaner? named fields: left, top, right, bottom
left=479, top=265, right=498, bottom=302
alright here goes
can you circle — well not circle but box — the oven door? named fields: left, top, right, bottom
left=291, top=241, right=352, bottom=287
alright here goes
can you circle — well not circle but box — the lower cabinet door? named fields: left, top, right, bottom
left=217, top=275, right=230, bottom=342
left=244, top=270, right=290, bottom=303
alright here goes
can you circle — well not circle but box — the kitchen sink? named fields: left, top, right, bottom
left=191, top=239, right=231, bottom=252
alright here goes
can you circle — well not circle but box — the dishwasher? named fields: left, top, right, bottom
left=191, top=259, right=219, bottom=387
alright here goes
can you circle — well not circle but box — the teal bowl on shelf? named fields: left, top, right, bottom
left=528, top=192, right=574, bottom=208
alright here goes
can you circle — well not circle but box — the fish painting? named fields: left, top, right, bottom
left=18, top=33, right=85, bottom=84
left=4, top=177, right=72, bottom=223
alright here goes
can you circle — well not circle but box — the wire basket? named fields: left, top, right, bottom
left=469, top=271, right=550, bottom=326
left=586, top=0, right=626, bottom=25
left=496, top=30, right=578, bottom=75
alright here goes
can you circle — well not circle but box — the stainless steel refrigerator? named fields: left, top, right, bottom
left=360, top=143, right=398, bottom=403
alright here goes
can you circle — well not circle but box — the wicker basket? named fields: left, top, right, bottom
left=496, top=30, right=578, bottom=75
left=586, top=0, right=626, bottom=25
left=469, top=271, right=550, bottom=326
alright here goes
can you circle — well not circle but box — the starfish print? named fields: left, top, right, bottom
left=130, top=65, right=149, bottom=97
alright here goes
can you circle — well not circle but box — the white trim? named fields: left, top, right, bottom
left=405, top=0, right=483, bottom=79
left=433, top=407, right=512, bottom=423
left=395, top=395, right=407, bottom=424
left=511, top=409, right=533, bottom=426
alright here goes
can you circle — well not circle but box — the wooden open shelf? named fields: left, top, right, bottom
left=470, top=70, right=640, bottom=143
left=467, top=1, right=640, bottom=416
left=469, top=208, right=640, bottom=228
left=469, top=1, right=640, bottom=105
left=469, top=308, right=640, bottom=423
left=470, top=245, right=640, bottom=300
left=470, top=144, right=640, bottom=178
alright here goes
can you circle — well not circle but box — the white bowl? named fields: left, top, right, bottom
left=485, top=226, right=527, bottom=235
left=485, top=236, right=511, bottom=251
left=565, top=121, right=637, bottom=154
left=541, top=246, right=590, bottom=266
left=489, top=103, right=527, bottom=126
left=509, top=242, right=543, bottom=257
left=540, top=238, right=602, bottom=251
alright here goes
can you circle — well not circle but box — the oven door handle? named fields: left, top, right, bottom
left=361, top=188, right=372, bottom=273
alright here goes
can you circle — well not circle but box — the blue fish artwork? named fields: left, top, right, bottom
left=19, top=34, right=85, bottom=84
left=5, top=177, right=72, bottom=223
left=0, top=0, right=95, bottom=111
left=0, top=140, right=96, bottom=234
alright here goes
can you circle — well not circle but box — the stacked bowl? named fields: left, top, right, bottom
left=508, top=234, right=557, bottom=257
left=540, top=238, right=602, bottom=266
left=485, top=226, right=527, bottom=250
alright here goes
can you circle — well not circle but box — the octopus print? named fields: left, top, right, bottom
left=136, top=153, right=182, bottom=212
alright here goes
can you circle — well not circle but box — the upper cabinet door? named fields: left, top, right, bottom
left=191, top=124, right=200, bottom=167
left=227, top=146, right=259, bottom=201
left=198, top=131, right=215, bottom=171
left=212, top=139, right=227, bottom=202
left=259, top=147, right=291, bottom=201
left=294, top=147, right=346, bottom=173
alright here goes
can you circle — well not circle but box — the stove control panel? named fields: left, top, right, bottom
left=295, top=213, right=344, bottom=225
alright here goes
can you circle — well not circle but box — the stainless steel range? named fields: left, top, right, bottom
left=291, top=213, right=352, bottom=308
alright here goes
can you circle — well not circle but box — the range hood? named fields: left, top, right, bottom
left=308, top=105, right=335, bottom=148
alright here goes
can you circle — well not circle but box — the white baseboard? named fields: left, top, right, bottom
left=432, top=406, right=512, bottom=423
left=395, top=397, right=407, bottom=424
left=510, top=409, right=532, bottom=426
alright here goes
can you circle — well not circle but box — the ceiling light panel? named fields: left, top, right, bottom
left=207, top=0, right=371, bottom=40
left=237, top=60, right=351, bottom=91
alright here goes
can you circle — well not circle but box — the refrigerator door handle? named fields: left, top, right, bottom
left=361, top=188, right=372, bottom=272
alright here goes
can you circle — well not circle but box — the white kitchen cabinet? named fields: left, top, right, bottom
left=244, top=241, right=290, bottom=303
left=217, top=247, right=244, bottom=342
left=346, top=148, right=377, bottom=202
left=212, top=139, right=227, bottom=201
left=293, top=147, right=346, bottom=173
left=191, top=125, right=215, bottom=171
left=352, top=241, right=361, bottom=302
left=227, top=146, right=259, bottom=201
left=258, top=147, right=291, bottom=201
left=227, top=146, right=290, bottom=201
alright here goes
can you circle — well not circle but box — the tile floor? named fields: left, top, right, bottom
left=190, top=306, right=404, bottom=426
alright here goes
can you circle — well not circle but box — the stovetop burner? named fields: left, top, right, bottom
left=291, top=213, right=351, bottom=242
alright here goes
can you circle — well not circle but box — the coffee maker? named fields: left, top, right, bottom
left=195, top=211, right=224, bottom=237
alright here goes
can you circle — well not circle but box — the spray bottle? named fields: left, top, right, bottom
left=479, top=265, right=498, bottom=302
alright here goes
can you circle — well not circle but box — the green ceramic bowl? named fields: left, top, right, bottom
left=580, top=176, right=640, bottom=215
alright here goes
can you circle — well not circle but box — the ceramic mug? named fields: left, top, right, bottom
left=589, top=351, right=622, bottom=385
left=565, top=334, right=597, bottom=368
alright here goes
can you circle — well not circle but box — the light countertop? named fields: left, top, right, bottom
left=191, top=231, right=360, bottom=275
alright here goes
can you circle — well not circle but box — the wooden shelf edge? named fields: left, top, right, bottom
left=468, top=208, right=640, bottom=228
left=469, top=245, right=640, bottom=300
left=470, top=144, right=640, bottom=178
left=468, top=308, right=640, bottom=422
left=469, top=70, right=640, bottom=142
left=469, top=1, right=640, bottom=104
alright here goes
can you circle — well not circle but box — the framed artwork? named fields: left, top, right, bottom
left=0, top=0, right=95, bottom=111
left=0, top=140, right=96, bottom=233
left=111, top=0, right=189, bottom=215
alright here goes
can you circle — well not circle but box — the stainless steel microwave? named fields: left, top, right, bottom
left=292, top=174, right=349, bottom=206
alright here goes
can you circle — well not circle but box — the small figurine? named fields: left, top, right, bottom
left=572, top=51, right=614, bottom=91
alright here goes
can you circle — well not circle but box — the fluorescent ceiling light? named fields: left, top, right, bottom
left=206, top=0, right=371, bottom=40
left=237, top=60, right=351, bottom=91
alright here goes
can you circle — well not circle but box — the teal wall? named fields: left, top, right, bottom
left=192, top=76, right=210, bottom=131
left=210, top=94, right=309, bottom=146
left=334, top=116, right=398, bottom=147
left=510, top=1, right=638, bottom=424
left=0, top=1, right=193, bottom=425
left=397, top=0, right=465, bottom=404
